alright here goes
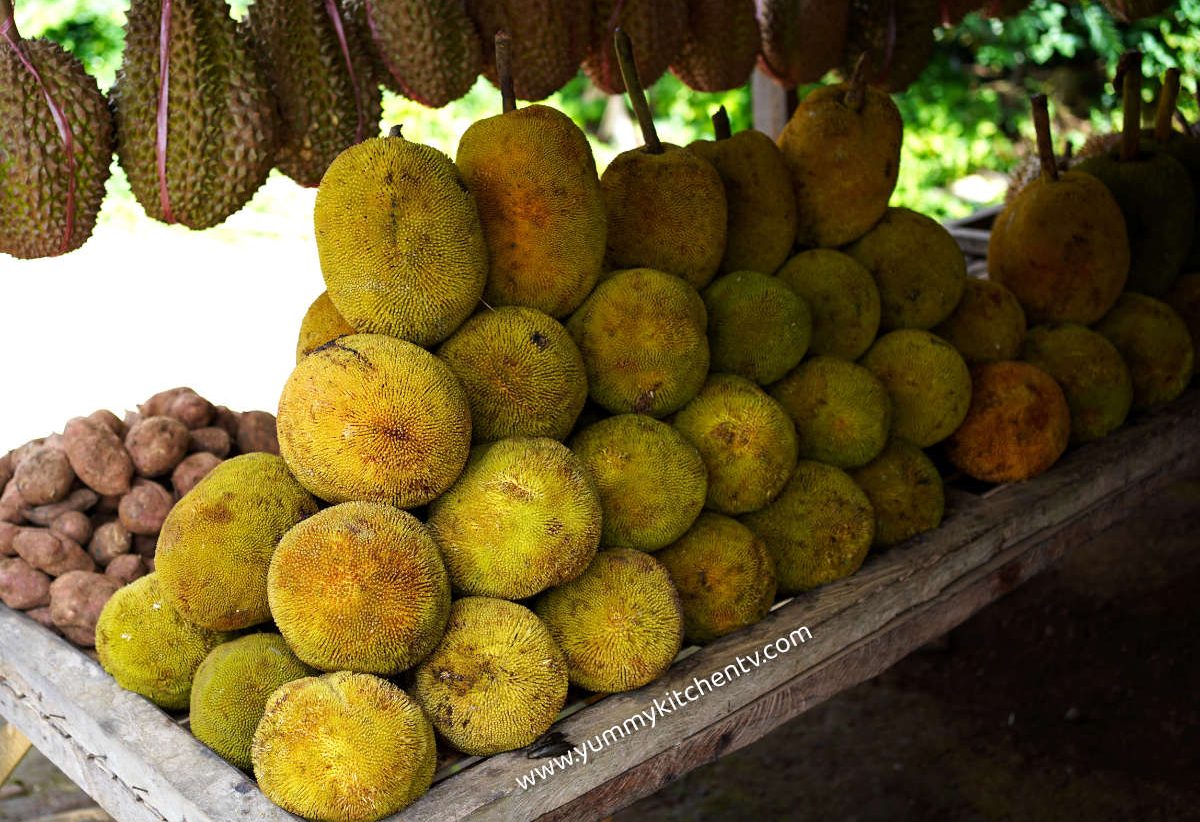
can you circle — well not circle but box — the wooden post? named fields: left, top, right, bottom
left=751, top=68, right=788, bottom=139
left=0, top=722, right=32, bottom=785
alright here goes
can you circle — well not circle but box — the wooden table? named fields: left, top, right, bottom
left=2, top=386, right=1196, bottom=822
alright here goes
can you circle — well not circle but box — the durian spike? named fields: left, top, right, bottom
left=1154, top=68, right=1181, bottom=144
left=844, top=52, right=870, bottom=112
left=614, top=27, right=662, bottom=154
left=712, top=106, right=731, bottom=141
left=1117, top=51, right=1142, bottom=162
left=495, top=30, right=516, bottom=114
left=1031, top=94, right=1058, bottom=182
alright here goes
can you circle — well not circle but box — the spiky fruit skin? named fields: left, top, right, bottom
left=413, top=597, right=568, bottom=755
left=702, top=271, right=811, bottom=385
left=933, top=278, right=1027, bottom=364
left=672, top=375, right=798, bottom=515
left=190, top=634, right=315, bottom=770
left=947, top=362, right=1071, bottom=484
left=428, top=438, right=602, bottom=599
left=438, top=307, right=587, bottom=443
left=601, top=146, right=727, bottom=289
left=772, top=356, right=891, bottom=469
left=842, top=0, right=937, bottom=93
left=689, top=130, right=798, bottom=276
left=457, top=104, right=605, bottom=318
left=277, top=334, right=472, bottom=507
left=757, top=0, right=850, bottom=88
left=570, top=415, right=707, bottom=552
left=657, top=513, right=776, bottom=644
left=1, top=39, right=113, bottom=258
left=845, top=207, right=966, bottom=331
left=1166, top=273, right=1200, bottom=359
left=296, top=291, right=355, bottom=362
left=252, top=672, right=436, bottom=822
left=584, top=0, right=687, bottom=94
left=1093, top=293, right=1195, bottom=410
left=1021, top=323, right=1132, bottom=444
left=849, top=439, right=943, bottom=548
left=468, top=0, right=590, bottom=101
left=1073, top=150, right=1194, bottom=297
left=989, top=170, right=1129, bottom=323
left=155, top=453, right=319, bottom=631
left=567, top=268, right=709, bottom=417
left=114, top=0, right=276, bottom=229
left=670, top=0, right=760, bottom=92
left=1149, top=134, right=1200, bottom=270
left=776, top=249, right=881, bottom=359
left=247, top=0, right=381, bottom=187
left=861, top=330, right=973, bottom=448
left=778, top=82, right=901, bottom=248
left=361, top=0, right=481, bottom=108
left=95, top=574, right=234, bottom=710
left=534, top=548, right=683, bottom=693
left=268, top=502, right=451, bottom=674
left=742, top=461, right=874, bottom=594
left=314, top=134, right=487, bottom=346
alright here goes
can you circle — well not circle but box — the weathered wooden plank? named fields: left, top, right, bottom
left=0, top=722, right=32, bottom=784
left=947, top=226, right=991, bottom=258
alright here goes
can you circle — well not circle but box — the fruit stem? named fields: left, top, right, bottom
left=495, top=30, right=516, bottom=114
left=388, top=124, right=403, bottom=138
left=844, top=52, right=869, bottom=111
left=1154, top=67, right=1180, bottom=144
left=1031, top=94, right=1058, bottom=182
left=0, top=0, right=18, bottom=40
left=1118, top=51, right=1141, bottom=162
left=614, top=27, right=663, bottom=154
left=712, top=106, right=731, bottom=140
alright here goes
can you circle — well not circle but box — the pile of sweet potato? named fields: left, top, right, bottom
left=0, top=388, right=279, bottom=647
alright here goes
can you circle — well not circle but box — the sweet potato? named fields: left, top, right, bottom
left=23, top=487, right=99, bottom=526
left=117, top=480, right=173, bottom=535
left=94, top=493, right=122, bottom=514
left=50, top=570, right=121, bottom=646
left=124, top=416, right=189, bottom=477
left=64, top=416, right=134, bottom=495
left=0, top=452, right=12, bottom=489
left=236, top=410, right=279, bottom=455
left=141, top=387, right=214, bottom=430
left=13, top=528, right=96, bottom=576
left=105, top=553, right=148, bottom=585
left=88, top=520, right=131, bottom=565
left=172, top=452, right=221, bottom=497
left=0, top=557, right=52, bottom=609
left=0, top=522, right=16, bottom=556
left=51, top=511, right=93, bottom=546
left=133, top=533, right=157, bottom=558
left=86, top=409, right=124, bottom=437
left=188, top=426, right=231, bottom=458
left=14, top=445, right=74, bottom=505
left=212, top=405, right=241, bottom=440
left=0, top=481, right=24, bottom=524
left=26, top=606, right=59, bottom=633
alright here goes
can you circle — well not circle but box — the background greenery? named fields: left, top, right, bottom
left=12, top=0, right=1200, bottom=222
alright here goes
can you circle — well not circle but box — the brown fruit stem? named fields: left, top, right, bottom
left=712, top=106, right=731, bottom=141
left=1, top=0, right=19, bottom=41
left=388, top=124, right=403, bottom=138
left=495, top=30, right=516, bottom=114
left=1031, top=94, right=1058, bottom=182
left=1119, top=51, right=1141, bottom=162
left=613, top=27, right=662, bottom=154
left=845, top=52, right=869, bottom=111
left=1155, top=67, right=1181, bottom=144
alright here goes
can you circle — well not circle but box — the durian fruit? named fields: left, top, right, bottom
left=583, top=0, right=687, bottom=94
left=657, top=513, right=777, bottom=644
left=1073, top=54, right=1194, bottom=297
left=776, top=249, right=881, bottom=360
left=757, top=0, right=850, bottom=88
left=777, top=57, right=902, bottom=248
left=688, top=108, right=799, bottom=276
left=991, top=95, right=1129, bottom=323
left=428, top=437, right=601, bottom=599
left=295, top=291, right=355, bottom=362
left=672, top=374, right=799, bottom=515
left=277, top=333, right=472, bottom=508
left=567, top=267, right=709, bottom=417
left=570, top=414, right=707, bottom=552
left=468, top=0, right=590, bottom=102
left=190, top=634, right=315, bottom=770
left=314, top=129, right=487, bottom=346
left=114, top=0, right=277, bottom=229
left=359, top=0, right=481, bottom=108
left=845, top=207, right=967, bottom=331
left=437, top=306, right=587, bottom=443
left=702, top=270, right=811, bottom=385
left=413, top=597, right=568, bottom=755
left=932, top=278, right=1027, bottom=364
left=1166, top=273, right=1200, bottom=358
left=95, top=574, right=234, bottom=710
left=247, top=0, right=381, bottom=187
left=772, top=356, right=891, bottom=469
left=947, top=361, right=1071, bottom=484
left=268, top=501, right=451, bottom=674
left=842, top=0, right=938, bottom=94
left=1100, top=0, right=1174, bottom=22
left=1146, top=70, right=1200, bottom=271
left=1094, top=293, right=1194, bottom=410
left=670, top=0, right=760, bottom=92
left=742, top=461, right=875, bottom=594
left=849, top=439, right=944, bottom=548
left=1021, top=323, right=1132, bottom=444
left=155, top=453, right=319, bottom=631
left=0, top=7, right=113, bottom=258
left=861, top=329, right=973, bottom=448
left=535, top=548, right=683, bottom=693
left=599, top=30, right=727, bottom=289
left=252, top=672, right=436, bottom=821
left=456, top=64, right=605, bottom=318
